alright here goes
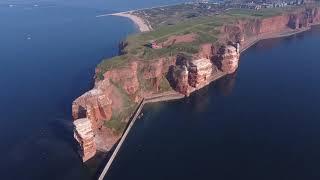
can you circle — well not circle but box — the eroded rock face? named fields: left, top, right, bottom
left=72, top=64, right=140, bottom=161
left=72, top=88, right=113, bottom=130
left=140, top=57, right=176, bottom=93
left=73, top=118, right=96, bottom=162
left=198, top=43, right=215, bottom=59
left=104, top=62, right=140, bottom=95
left=215, top=45, right=240, bottom=74
left=222, top=7, right=320, bottom=45
left=172, top=65, right=189, bottom=94
left=171, top=57, right=219, bottom=95
left=170, top=44, right=240, bottom=95
left=72, top=58, right=176, bottom=161
left=188, top=58, right=213, bottom=88
left=289, top=8, right=320, bottom=29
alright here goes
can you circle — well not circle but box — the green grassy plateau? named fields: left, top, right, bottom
left=97, top=5, right=310, bottom=79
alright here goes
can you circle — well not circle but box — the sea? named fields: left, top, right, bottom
left=1, top=0, right=320, bottom=179
left=0, top=0, right=187, bottom=179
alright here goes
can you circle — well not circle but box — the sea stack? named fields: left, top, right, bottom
left=73, top=118, right=96, bottom=162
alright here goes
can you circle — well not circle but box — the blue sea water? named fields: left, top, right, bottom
left=106, top=26, right=320, bottom=180
left=2, top=0, right=320, bottom=179
left=0, top=0, right=187, bottom=179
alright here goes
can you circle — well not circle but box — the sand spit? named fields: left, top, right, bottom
left=112, top=12, right=152, bottom=32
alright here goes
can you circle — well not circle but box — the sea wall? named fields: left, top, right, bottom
left=72, top=7, right=320, bottom=162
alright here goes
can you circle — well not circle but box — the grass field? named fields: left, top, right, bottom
left=104, top=80, right=138, bottom=133
left=225, top=8, right=286, bottom=19
left=96, top=5, right=313, bottom=78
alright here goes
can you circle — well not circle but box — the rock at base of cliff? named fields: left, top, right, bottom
left=73, top=118, right=96, bottom=162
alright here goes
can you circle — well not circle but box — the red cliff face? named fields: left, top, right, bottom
left=72, top=58, right=175, bottom=161
left=216, top=45, right=240, bottom=74
left=289, top=8, right=320, bottom=29
left=222, top=7, right=320, bottom=45
left=73, top=118, right=96, bottom=162
left=170, top=43, right=240, bottom=96
left=139, top=57, right=176, bottom=93
left=72, top=63, right=140, bottom=161
left=259, top=15, right=290, bottom=33
left=72, top=7, right=320, bottom=162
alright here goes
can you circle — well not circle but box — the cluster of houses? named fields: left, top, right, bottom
left=189, top=0, right=314, bottom=10
left=221, top=0, right=312, bottom=10
left=144, top=0, right=316, bottom=50
left=232, top=0, right=313, bottom=10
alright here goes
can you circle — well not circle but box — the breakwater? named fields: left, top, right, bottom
left=98, top=91, right=184, bottom=179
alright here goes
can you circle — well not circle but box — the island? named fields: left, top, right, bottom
left=72, top=0, right=320, bottom=162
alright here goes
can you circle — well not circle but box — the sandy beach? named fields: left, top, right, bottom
left=112, top=12, right=152, bottom=32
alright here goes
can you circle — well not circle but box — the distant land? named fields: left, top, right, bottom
left=72, top=0, right=320, bottom=166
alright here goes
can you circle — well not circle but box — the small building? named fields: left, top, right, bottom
left=262, top=3, right=274, bottom=8
left=147, top=40, right=161, bottom=49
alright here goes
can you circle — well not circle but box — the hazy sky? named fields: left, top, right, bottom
left=1, top=0, right=190, bottom=11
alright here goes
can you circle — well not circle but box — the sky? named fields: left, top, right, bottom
left=0, top=0, right=190, bottom=11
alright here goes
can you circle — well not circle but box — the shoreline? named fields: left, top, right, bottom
left=241, top=22, right=320, bottom=53
left=111, top=12, right=152, bottom=32
left=97, top=22, right=319, bottom=179
left=241, top=27, right=310, bottom=53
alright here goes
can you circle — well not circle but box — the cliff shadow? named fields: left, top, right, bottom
left=165, top=53, right=192, bottom=90
left=48, top=118, right=81, bottom=160
left=75, top=105, right=87, bottom=119
left=166, top=65, right=177, bottom=90
left=216, top=72, right=238, bottom=96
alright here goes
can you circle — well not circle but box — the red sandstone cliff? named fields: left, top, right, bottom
left=72, top=58, right=176, bottom=161
left=72, top=7, right=320, bottom=162
left=169, top=43, right=240, bottom=95
left=223, top=7, right=320, bottom=44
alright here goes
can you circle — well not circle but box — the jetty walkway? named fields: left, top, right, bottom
left=98, top=91, right=184, bottom=180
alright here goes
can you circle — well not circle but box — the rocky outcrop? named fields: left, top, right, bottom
left=288, top=8, right=320, bottom=29
left=170, top=43, right=240, bottom=96
left=72, top=6, right=320, bottom=162
left=222, top=7, right=320, bottom=45
left=72, top=58, right=175, bottom=161
left=72, top=88, right=113, bottom=130
left=215, top=45, right=240, bottom=74
left=72, top=64, right=139, bottom=161
left=139, top=57, right=176, bottom=93
left=188, top=58, right=213, bottom=88
left=171, top=65, right=189, bottom=94
left=73, top=118, right=96, bottom=162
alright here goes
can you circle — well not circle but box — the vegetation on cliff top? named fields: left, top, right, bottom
left=96, top=5, right=312, bottom=80
left=104, top=80, right=138, bottom=133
